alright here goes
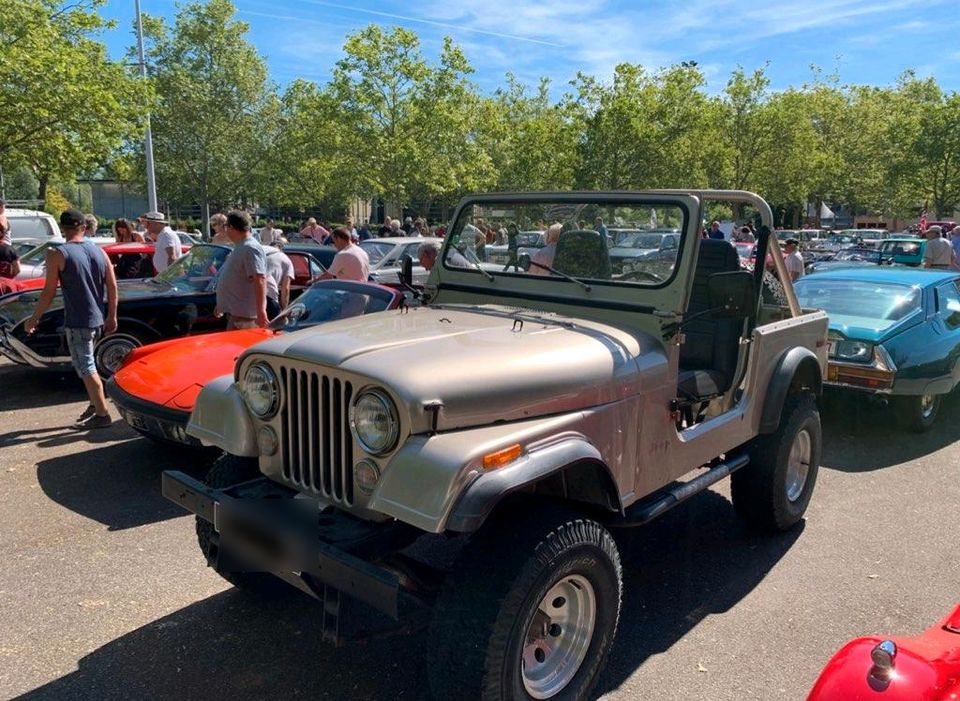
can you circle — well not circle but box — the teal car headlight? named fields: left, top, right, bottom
left=241, top=362, right=280, bottom=418
left=834, top=340, right=873, bottom=362
left=350, top=389, right=400, bottom=455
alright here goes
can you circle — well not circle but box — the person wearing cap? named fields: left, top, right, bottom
left=922, top=225, right=955, bottom=269
left=216, top=210, right=268, bottom=329
left=783, top=237, right=805, bottom=281
left=142, top=211, right=182, bottom=272
left=24, top=208, right=118, bottom=429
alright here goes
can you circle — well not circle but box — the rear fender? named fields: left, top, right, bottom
left=186, top=374, right=258, bottom=456
left=759, top=347, right=823, bottom=433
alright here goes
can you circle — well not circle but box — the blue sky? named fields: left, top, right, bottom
left=100, top=0, right=960, bottom=95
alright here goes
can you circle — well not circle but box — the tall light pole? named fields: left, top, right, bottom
left=135, top=0, right=158, bottom=212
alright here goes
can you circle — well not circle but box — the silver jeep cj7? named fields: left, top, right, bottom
left=164, top=191, right=827, bottom=700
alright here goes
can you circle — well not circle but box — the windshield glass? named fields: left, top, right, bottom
left=794, top=278, right=921, bottom=327
left=613, top=232, right=669, bottom=249
left=835, top=249, right=880, bottom=262
left=442, top=199, right=688, bottom=287
left=880, top=240, right=922, bottom=256
left=269, top=283, right=394, bottom=330
left=19, top=241, right=61, bottom=266
left=828, top=235, right=857, bottom=245
left=777, top=231, right=797, bottom=241
left=8, top=216, right=55, bottom=238
left=360, top=241, right=395, bottom=266
left=153, top=245, right=229, bottom=292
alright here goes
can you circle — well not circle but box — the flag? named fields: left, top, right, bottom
left=919, top=205, right=928, bottom=233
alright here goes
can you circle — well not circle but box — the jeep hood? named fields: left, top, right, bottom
left=244, top=305, right=664, bottom=432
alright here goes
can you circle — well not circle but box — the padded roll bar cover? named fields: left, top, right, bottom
left=759, top=346, right=823, bottom=434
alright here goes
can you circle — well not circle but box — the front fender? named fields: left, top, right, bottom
left=185, top=374, right=258, bottom=457
left=368, top=411, right=616, bottom=534
left=760, top=346, right=823, bottom=434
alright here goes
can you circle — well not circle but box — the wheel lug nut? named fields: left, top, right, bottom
left=535, top=648, right=546, bottom=663
left=549, top=624, right=562, bottom=637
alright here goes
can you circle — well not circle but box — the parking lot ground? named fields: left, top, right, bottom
left=1, top=357, right=958, bottom=700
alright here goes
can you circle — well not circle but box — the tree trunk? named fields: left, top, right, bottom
left=38, top=173, right=48, bottom=203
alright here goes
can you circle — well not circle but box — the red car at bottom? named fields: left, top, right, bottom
left=106, top=280, right=403, bottom=447
left=807, top=603, right=960, bottom=700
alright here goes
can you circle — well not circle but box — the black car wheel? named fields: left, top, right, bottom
left=895, top=393, right=941, bottom=433
left=428, top=503, right=622, bottom=700
left=94, top=332, right=144, bottom=378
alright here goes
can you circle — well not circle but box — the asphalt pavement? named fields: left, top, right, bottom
left=1, top=357, right=958, bottom=700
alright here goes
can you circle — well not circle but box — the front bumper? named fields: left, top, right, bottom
left=162, top=470, right=425, bottom=622
left=106, top=379, right=199, bottom=447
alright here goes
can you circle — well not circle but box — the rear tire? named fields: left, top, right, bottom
left=427, top=504, right=622, bottom=701
left=894, top=393, right=940, bottom=433
left=195, top=453, right=286, bottom=595
left=732, top=393, right=820, bottom=532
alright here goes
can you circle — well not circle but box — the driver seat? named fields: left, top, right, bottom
left=677, top=239, right=743, bottom=403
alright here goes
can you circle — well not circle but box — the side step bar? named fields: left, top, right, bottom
left=615, top=453, right=750, bottom=528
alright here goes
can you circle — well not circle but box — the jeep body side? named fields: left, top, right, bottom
left=163, top=190, right=827, bottom=701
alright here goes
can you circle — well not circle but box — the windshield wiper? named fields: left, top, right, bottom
left=528, top=261, right=591, bottom=292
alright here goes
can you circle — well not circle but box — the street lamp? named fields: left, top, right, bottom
left=135, top=0, right=158, bottom=212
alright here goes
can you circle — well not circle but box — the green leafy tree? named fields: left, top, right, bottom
left=137, top=0, right=277, bottom=224
left=0, top=0, right=148, bottom=201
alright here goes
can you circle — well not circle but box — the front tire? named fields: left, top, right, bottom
left=894, top=393, right=940, bottom=433
left=94, top=331, right=145, bottom=378
left=427, top=505, right=622, bottom=700
left=732, top=393, right=821, bottom=532
left=195, top=453, right=284, bottom=595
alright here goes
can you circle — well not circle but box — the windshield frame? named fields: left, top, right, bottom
left=439, top=193, right=695, bottom=292
left=152, top=243, right=230, bottom=293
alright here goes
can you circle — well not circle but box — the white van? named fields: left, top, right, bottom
left=5, top=208, right=61, bottom=238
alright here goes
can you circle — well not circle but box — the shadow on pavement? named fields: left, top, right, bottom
left=0, top=363, right=86, bottom=412
left=0, top=421, right=134, bottom=449
left=819, top=391, right=960, bottom=471
left=16, top=588, right=424, bottom=701
left=16, top=490, right=800, bottom=701
left=35, top=438, right=217, bottom=531
left=596, top=489, right=803, bottom=696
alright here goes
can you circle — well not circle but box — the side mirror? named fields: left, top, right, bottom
left=518, top=253, right=532, bottom=272
left=399, top=254, right=414, bottom=287
left=708, top=271, right=755, bottom=318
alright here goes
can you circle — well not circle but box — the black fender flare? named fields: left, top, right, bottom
left=759, top=346, right=823, bottom=434
left=443, top=438, right=621, bottom=533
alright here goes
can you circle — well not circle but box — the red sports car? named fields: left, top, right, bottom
left=106, top=280, right=404, bottom=447
left=807, top=603, right=960, bottom=700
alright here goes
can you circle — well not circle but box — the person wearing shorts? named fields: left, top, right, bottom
left=24, top=209, right=118, bottom=429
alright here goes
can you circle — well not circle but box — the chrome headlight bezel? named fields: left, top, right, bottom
left=241, top=362, right=280, bottom=419
left=350, top=388, right=400, bottom=456
left=834, top=340, right=874, bottom=363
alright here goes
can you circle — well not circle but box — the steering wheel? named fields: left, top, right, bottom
left=618, top=269, right=664, bottom=283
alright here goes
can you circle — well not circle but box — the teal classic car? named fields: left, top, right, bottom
left=794, top=268, right=960, bottom=431
left=878, top=237, right=926, bottom=266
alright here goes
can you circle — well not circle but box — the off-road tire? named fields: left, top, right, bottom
left=195, top=453, right=285, bottom=595
left=894, top=393, right=940, bottom=433
left=427, top=504, right=622, bottom=701
left=732, top=393, right=820, bottom=532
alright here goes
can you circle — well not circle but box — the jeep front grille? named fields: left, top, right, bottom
left=278, top=366, right=354, bottom=505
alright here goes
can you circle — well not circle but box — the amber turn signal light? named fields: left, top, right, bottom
left=482, top=444, right=522, bottom=470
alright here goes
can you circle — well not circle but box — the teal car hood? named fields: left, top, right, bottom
left=828, top=310, right=922, bottom=343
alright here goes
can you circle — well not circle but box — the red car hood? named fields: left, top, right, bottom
left=112, top=329, right=274, bottom=410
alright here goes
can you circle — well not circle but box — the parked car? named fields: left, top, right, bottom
left=607, top=229, right=681, bottom=274
left=107, top=280, right=404, bottom=447
left=806, top=247, right=882, bottom=274
left=817, top=233, right=863, bottom=252
left=3, top=208, right=60, bottom=238
left=794, top=267, right=960, bottom=431
left=483, top=230, right=546, bottom=266
left=878, top=237, right=926, bottom=266
left=161, top=190, right=827, bottom=700
left=841, top=228, right=889, bottom=247
left=0, top=243, right=330, bottom=377
left=807, top=603, right=960, bottom=700
left=360, top=236, right=436, bottom=285
left=14, top=237, right=117, bottom=281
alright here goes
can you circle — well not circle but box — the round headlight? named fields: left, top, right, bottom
left=351, top=389, right=400, bottom=455
left=241, top=363, right=280, bottom=418
left=835, top=340, right=873, bottom=362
